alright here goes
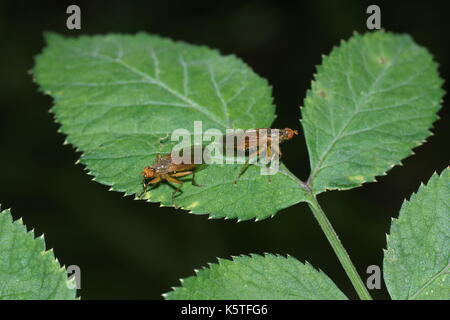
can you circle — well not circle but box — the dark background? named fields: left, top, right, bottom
left=0, top=1, right=448, bottom=300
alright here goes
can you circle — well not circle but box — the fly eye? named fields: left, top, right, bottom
left=142, top=167, right=155, bottom=178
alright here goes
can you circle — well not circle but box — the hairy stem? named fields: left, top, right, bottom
left=306, top=193, right=372, bottom=300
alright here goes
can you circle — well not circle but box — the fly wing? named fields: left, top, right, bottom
left=170, top=144, right=210, bottom=166
left=224, top=129, right=264, bottom=151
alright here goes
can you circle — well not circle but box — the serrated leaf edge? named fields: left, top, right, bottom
left=0, top=207, right=78, bottom=299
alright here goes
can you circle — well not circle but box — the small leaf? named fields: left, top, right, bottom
left=0, top=207, right=77, bottom=300
left=384, top=168, right=450, bottom=300
left=164, top=254, right=347, bottom=300
left=33, top=33, right=306, bottom=221
left=303, top=31, right=444, bottom=193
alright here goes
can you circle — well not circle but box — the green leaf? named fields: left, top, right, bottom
left=302, top=31, right=444, bottom=193
left=33, top=33, right=306, bottom=221
left=164, top=254, right=347, bottom=300
left=0, top=207, right=77, bottom=300
left=384, top=168, right=450, bottom=300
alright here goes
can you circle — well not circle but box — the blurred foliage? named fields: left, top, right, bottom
left=0, top=0, right=448, bottom=299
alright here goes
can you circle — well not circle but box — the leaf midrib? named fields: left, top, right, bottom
left=62, top=44, right=229, bottom=129
left=409, top=262, right=449, bottom=300
left=307, top=37, right=410, bottom=190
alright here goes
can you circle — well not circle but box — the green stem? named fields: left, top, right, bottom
left=306, top=193, right=372, bottom=300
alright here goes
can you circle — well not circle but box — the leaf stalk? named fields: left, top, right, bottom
left=306, top=193, right=372, bottom=300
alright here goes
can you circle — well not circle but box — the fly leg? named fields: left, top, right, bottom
left=171, top=171, right=197, bottom=184
left=233, top=148, right=263, bottom=184
left=171, top=171, right=194, bottom=178
left=265, top=144, right=273, bottom=184
left=271, top=142, right=281, bottom=158
left=189, top=170, right=203, bottom=187
left=139, top=176, right=161, bottom=198
left=166, top=173, right=190, bottom=208
left=172, top=171, right=203, bottom=187
left=266, top=143, right=282, bottom=183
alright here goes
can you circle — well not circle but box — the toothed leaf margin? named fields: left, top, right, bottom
left=0, top=207, right=77, bottom=300
left=303, top=31, right=444, bottom=193
left=384, top=168, right=450, bottom=300
left=164, top=254, right=347, bottom=300
left=33, top=32, right=307, bottom=221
